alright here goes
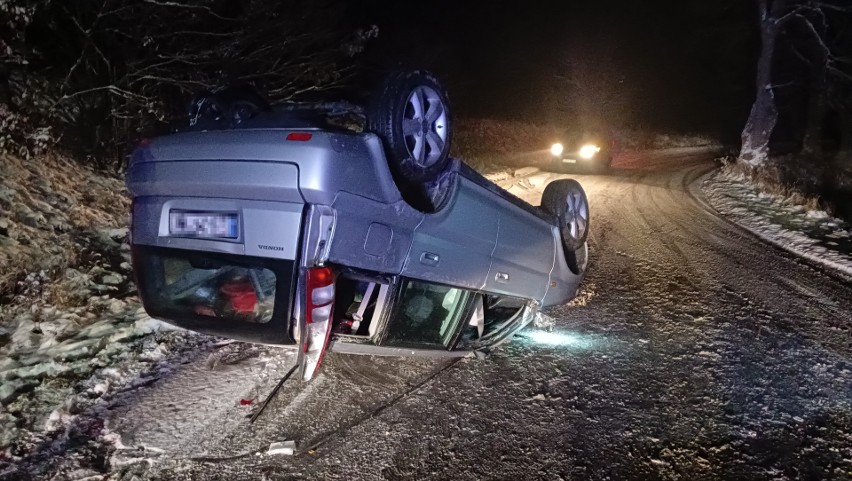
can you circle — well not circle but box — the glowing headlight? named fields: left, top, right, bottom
left=579, top=144, right=601, bottom=159
left=550, top=143, right=564, bottom=156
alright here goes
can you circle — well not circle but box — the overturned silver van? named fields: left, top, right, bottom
left=127, top=71, right=589, bottom=381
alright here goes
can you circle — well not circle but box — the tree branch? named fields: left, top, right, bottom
left=794, top=13, right=832, bottom=58
left=140, top=0, right=236, bottom=22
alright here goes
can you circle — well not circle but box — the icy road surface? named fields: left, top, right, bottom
left=32, top=150, right=852, bottom=480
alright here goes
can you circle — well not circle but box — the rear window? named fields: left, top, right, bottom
left=157, top=255, right=276, bottom=323
left=133, top=245, right=296, bottom=345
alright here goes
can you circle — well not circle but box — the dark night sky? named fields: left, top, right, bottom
left=347, top=0, right=758, bottom=141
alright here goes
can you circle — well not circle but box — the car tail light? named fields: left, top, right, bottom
left=286, top=132, right=313, bottom=142
left=301, top=266, right=334, bottom=381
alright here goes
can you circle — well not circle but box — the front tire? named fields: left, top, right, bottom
left=541, top=179, right=590, bottom=274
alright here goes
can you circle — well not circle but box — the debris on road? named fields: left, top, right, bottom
left=267, top=440, right=296, bottom=456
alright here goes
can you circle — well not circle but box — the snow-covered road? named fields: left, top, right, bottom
left=21, top=150, right=852, bottom=480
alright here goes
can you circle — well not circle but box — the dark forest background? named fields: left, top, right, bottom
left=2, top=0, right=852, bottom=201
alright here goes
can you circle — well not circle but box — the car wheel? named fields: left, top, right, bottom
left=367, top=70, right=452, bottom=184
left=188, top=85, right=270, bottom=129
left=188, top=90, right=226, bottom=129
left=569, top=240, right=589, bottom=275
left=541, top=179, right=590, bottom=274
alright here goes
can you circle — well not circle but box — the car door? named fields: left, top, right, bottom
left=486, top=204, right=556, bottom=302
left=400, top=177, right=500, bottom=290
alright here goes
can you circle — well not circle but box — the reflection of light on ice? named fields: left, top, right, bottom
left=525, top=330, right=596, bottom=349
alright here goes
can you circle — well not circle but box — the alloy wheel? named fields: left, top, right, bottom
left=402, top=86, right=448, bottom=168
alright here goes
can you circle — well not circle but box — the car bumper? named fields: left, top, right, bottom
left=553, top=153, right=607, bottom=165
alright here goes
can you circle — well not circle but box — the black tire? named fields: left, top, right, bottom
left=541, top=179, right=590, bottom=274
left=567, top=242, right=590, bottom=276
left=366, top=70, right=452, bottom=184
left=188, top=89, right=226, bottom=129
left=188, top=84, right=270, bottom=130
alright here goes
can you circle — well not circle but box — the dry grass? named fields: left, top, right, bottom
left=723, top=153, right=852, bottom=217
left=0, top=153, right=129, bottom=305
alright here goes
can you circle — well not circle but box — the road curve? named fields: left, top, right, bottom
left=123, top=151, right=852, bottom=480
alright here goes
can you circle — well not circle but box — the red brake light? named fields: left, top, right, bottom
left=307, top=266, right=333, bottom=288
left=301, top=266, right=335, bottom=381
left=286, top=132, right=313, bottom=142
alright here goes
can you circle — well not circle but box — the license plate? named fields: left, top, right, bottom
left=562, top=158, right=577, bottom=164
left=169, top=211, right=239, bottom=239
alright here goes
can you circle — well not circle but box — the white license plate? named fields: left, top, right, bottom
left=169, top=211, right=239, bottom=239
left=562, top=158, right=577, bottom=164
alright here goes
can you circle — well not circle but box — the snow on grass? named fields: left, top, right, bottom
left=0, top=154, right=129, bottom=295
left=0, top=203, right=292, bottom=477
left=0, top=153, right=214, bottom=477
left=702, top=167, right=852, bottom=277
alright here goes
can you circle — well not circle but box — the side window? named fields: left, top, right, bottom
left=456, top=294, right=528, bottom=350
left=332, top=273, right=391, bottom=339
left=382, top=279, right=473, bottom=349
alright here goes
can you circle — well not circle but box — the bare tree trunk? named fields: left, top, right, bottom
left=739, top=0, right=783, bottom=168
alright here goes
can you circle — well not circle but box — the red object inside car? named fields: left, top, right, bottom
left=220, top=280, right=257, bottom=314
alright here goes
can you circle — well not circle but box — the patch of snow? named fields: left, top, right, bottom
left=526, top=172, right=551, bottom=188
left=484, top=171, right=512, bottom=183
left=513, top=167, right=539, bottom=177
left=702, top=169, right=852, bottom=277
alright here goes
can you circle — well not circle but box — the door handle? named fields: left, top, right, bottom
left=420, top=252, right=440, bottom=266
left=495, top=272, right=509, bottom=283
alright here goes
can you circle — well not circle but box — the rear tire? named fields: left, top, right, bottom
left=541, top=179, right=590, bottom=274
left=188, top=84, right=270, bottom=129
left=366, top=70, right=452, bottom=184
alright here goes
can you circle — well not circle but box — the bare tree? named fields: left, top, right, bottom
left=740, top=0, right=852, bottom=167
left=3, top=0, right=376, bottom=167
left=739, top=0, right=787, bottom=167
left=799, top=5, right=852, bottom=154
